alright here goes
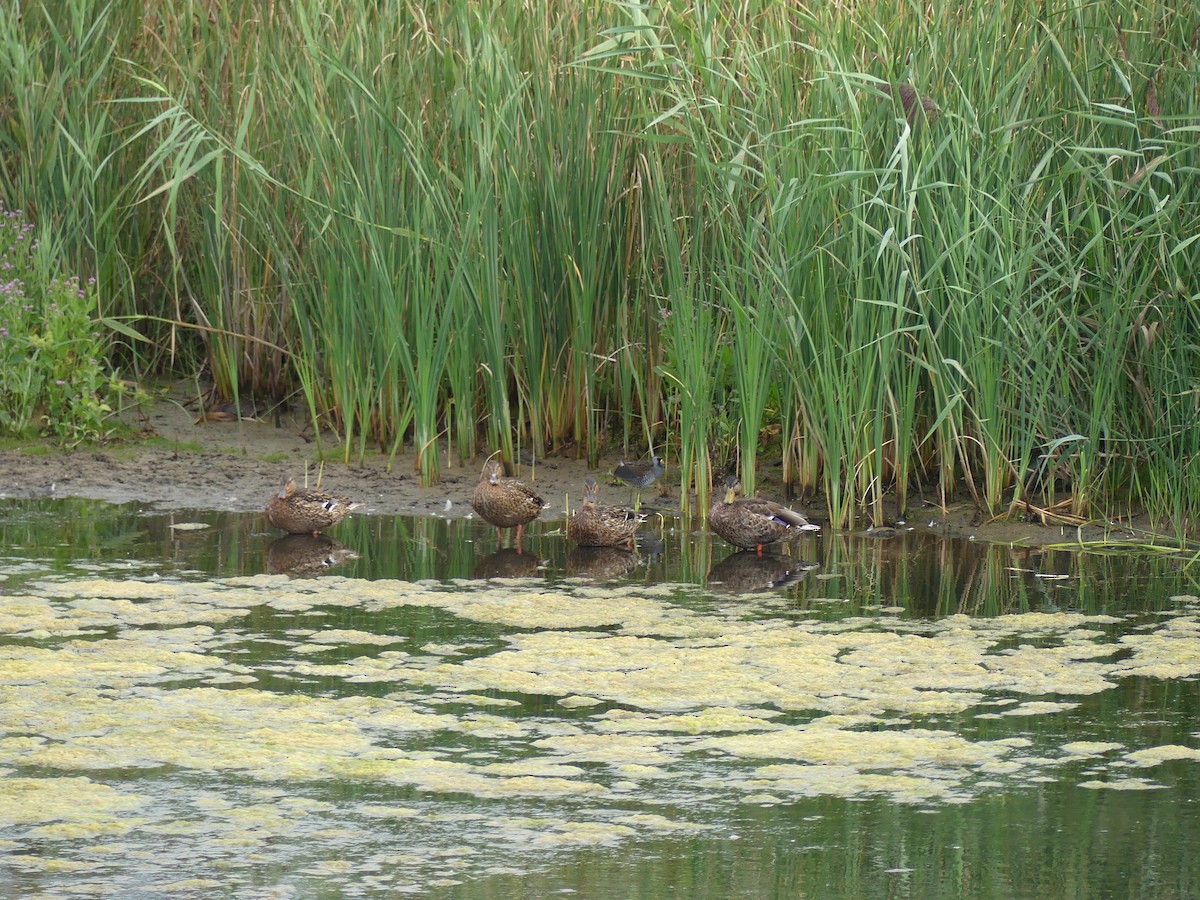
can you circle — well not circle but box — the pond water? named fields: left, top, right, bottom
left=1, top=498, right=1199, bottom=898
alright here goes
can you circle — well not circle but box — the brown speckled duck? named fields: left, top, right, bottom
left=265, top=476, right=362, bottom=536
left=568, top=476, right=647, bottom=549
left=470, top=458, right=547, bottom=553
left=709, top=475, right=819, bottom=556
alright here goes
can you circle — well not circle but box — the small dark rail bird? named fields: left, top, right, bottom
left=613, top=455, right=665, bottom=490
left=470, top=458, right=548, bottom=554
left=709, top=475, right=819, bottom=556
left=265, top=476, right=362, bottom=536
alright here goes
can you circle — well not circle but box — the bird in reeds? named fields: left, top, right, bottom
left=709, top=475, right=820, bottom=556
left=879, top=83, right=940, bottom=126
left=568, top=475, right=648, bottom=549
left=265, top=476, right=362, bottom=536
left=470, top=458, right=548, bottom=554
left=613, top=454, right=665, bottom=506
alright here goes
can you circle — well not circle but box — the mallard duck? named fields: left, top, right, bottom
left=470, top=458, right=547, bottom=553
left=709, top=475, right=819, bottom=556
left=568, top=476, right=648, bottom=548
left=265, top=476, right=362, bottom=536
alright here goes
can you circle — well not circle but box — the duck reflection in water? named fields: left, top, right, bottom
left=266, top=534, right=361, bottom=579
left=473, top=547, right=546, bottom=580
left=706, top=550, right=818, bottom=594
left=565, top=545, right=642, bottom=581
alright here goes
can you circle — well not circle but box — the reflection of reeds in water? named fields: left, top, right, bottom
left=565, top=546, right=642, bottom=581
left=473, top=548, right=545, bottom=580
left=266, top=534, right=360, bottom=579
left=706, top=551, right=818, bottom=595
left=816, top=532, right=1132, bottom=618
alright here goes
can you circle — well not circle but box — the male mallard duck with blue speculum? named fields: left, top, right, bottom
left=265, top=476, right=362, bottom=537
left=471, top=458, right=547, bottom=554
left=568, top=475, right=647, bottom=549
left=709, top=475, right=819, bottom=556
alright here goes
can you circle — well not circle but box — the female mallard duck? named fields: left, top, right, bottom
left=709, top=475, right=819, bottom=556
left=471, top=458, right=547, bottom=553
left=568, top=476, right=647, bottom=549
left=265, top=476, right=362, bottom=536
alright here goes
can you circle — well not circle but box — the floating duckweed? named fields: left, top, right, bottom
left=704, top=727, right=1004, bottom=768
left=305, top=859, right=355, bottom=875
left=558, top=695, right=603, bottom=708
left=615, top=763, right=669, bottom=778
left=0, top=777, right=144, bottom=826
left=1124, top=745, right=1200, bottom=767
left=7, top=855, right=99, bottom=873
left=595, top=707, right=783, bottom=735
left=993, top=701, right=1079, bottom=716
left=1114, top=622, right=1200, bottom=679
left=479, top=761, right=588, bottom=778
left=308, top=629, right=406, bottom=646
left=2, top=569, right=1200, bottom=891
left=430, top=693, right=521, bottom=708
left=1078, top=778, right=1166, bottom=790
left=527, top=821, right=637, bottom=847
left=534, top=732, right=683, bottom=767
left=357, top=805, right=421, bottom=819
left=730, top=765, right=966, bottom=803
left=154, top=880, right=226, bottom=892
left=612, top=813, right=714, bottom=832
left=1061, top=742, right=1124, bottom=757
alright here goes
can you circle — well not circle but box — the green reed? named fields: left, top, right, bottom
left=1, top=0, right=1198, bottom=525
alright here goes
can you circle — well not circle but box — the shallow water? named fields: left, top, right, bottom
left=1, top=498, right=1199, bottom=898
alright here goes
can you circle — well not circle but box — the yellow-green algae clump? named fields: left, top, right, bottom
left=2, top=573, right=1199, bottom=817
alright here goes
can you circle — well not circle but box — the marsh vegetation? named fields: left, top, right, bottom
left=1, top=1, right=1198, bottom=529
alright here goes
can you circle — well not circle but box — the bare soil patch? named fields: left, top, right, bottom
left=0, top=385, right=1147, bottom=546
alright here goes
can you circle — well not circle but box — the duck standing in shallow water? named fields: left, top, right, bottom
left=471, top=458, right=547, bottom=554
left=568, top=475, right=647, bottom=549
left=265, top=476, right=362, bottom=536
left=709, top=475, right=819, bottom=556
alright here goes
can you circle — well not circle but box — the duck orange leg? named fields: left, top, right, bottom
left=756, top=544, right=764, bottom=557
left=515, top=523, right=525, bottom=554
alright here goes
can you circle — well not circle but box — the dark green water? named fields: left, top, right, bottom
left=1, top=498, right=1199, bottom=898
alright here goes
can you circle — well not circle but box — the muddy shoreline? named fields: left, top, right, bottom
left=0, top=391, right=1146, bottom=546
